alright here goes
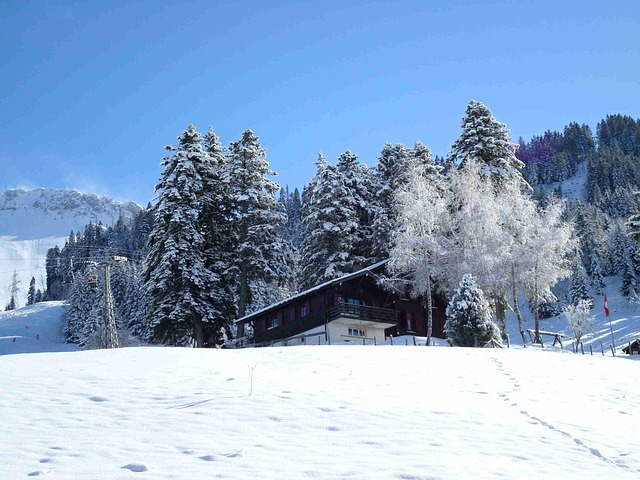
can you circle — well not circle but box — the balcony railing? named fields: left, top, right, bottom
left=329, top=302, right=397, bottom=325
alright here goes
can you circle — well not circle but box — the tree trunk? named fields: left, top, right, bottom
left=512, top=287, right=527, bottom=347
left=238, top=263, right=249, bottom=319
left=424, top=274, right=433, bottom=346
left=194, top=316, right=204, bottom=348
left=493, top=292, right=508, bottom=342
left=533, top=284, right=541, bottom=344
left=511, top=265, right=527, bottom=346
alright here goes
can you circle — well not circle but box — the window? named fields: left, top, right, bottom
left=267, top=316, right=280, bottom=329
left=404, top=311, right=417, bottom=332
left=348, top=328, right=365, bottom=337
left=282, top=308, right=291, bottom=324
left=299, top=304, right=309, bottom=318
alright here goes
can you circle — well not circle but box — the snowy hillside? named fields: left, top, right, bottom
left=0, top=188, right=141, bottom=307
left=0, top=301, right=78, bottom=355
left=505, top=275, right=640, bottom=353
left=1, top=303, right=640, bottom=479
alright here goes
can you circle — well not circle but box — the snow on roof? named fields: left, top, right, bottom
left=235, top=259, right=390, bottom=324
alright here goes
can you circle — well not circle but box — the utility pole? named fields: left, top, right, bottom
left=6, top=270, right=21, bottom=310
left=100, top=264, right=119, bottom=349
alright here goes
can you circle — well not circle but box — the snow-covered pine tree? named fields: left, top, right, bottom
left=336, top=150, right=377, bottom=266
left=300, top=153, right=359, bottom=288
left=66, top=267, right=99, bottom=346
left=620, top=248, right=638, bottom=299
left=371, top=143, right=409, bottom=260
left=200, top=127, right=237, bottom=344
left=627, top=192, right=640, bottom=243
left=590, top=254, right=605, bottom=295
left=227, top=129, right=289, bottom=320
left=447, top=100, right=527, bottom=188
left=445, top=274, right=502, bottom=348
left=27, top=277, right=36, bottom=306
left=144, top=124, right=224, bottom=347
left=570, top=263, right=592, bottom=306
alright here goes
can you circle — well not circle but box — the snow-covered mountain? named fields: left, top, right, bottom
left=0, top=188, right=141, bottom=308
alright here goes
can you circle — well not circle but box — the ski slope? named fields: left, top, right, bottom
left=1, top=302, right=639, bottom=479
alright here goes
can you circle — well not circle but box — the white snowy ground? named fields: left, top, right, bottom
left=2, top=303, right=640, bottom=479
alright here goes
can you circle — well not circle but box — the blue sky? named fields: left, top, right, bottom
left=1, top=0, right=639, bottom=205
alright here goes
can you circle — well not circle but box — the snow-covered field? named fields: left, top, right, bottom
left=1, top=302, right=640, bottom=479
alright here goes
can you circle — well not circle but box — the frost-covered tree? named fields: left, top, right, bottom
left=563, top=299, right=596, bottom=350
left=439, top=164, right=504, bottom=296
left=448, top=100, right=527, bottom=188
left=373, top=142, right=445, bottom=260
left=521, top=201, right=576, bottom=343
left=445, top=274, right=502, bottom=348
left=388, top=157, right=448, bottom=345
left=144, top=124, right=225, bottom=347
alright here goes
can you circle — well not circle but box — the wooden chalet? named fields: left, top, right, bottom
left=235, top=260, right=446, bottom=346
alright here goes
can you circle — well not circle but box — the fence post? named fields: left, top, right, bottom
left=589, top=345, right=593, bottom=355
left=628, top=342, right=631, bottom=355
left=374, top=336, right=377, bottom=346
left=413, top=336, right=416, bottom=346
left=405, top=338, right=408, bottom=346
left=390, top=335, right=393, bottom=346
left=580, top=342, right=584, bottom=355
left=600, top=340, right=604, bottom=356
left=610, top=344, right=615, bottom=356
left=362, top=336, right=366, bottom=346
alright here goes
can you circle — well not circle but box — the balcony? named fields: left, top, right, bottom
left=329, top=302, right=398, bottom=327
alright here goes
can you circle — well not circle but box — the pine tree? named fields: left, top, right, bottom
left=65, top=270, right=98, bottom=344
left=620, top=249, right=638, bottom=298
left=301, top=154, right=359, bottom=288
left=227, top=129, right=289, bottom=320
left=445, top=274, right=502, bottom=348
left=27, top=277, right=37, bottom=306
left=590, top=255, right=605, bottom=295
left=627, top=192, right=640, bottom=243
left=448, top=100, right=527, bottom=188
left=570, top=263, right=591, bottom=306
left=144, top=124, right=224, bottom=347
left=336, top=150, right=377, bottom=265
left=7, top=270, right=21, bottom=310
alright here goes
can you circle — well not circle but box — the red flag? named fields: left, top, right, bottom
left=604, top=294, right=610, bottom=317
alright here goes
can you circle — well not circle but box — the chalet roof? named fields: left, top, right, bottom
left=235, top=259, right=390, bottom=324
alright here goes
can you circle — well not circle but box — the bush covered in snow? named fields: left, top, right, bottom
left=445, top=274, right=502, bottom=348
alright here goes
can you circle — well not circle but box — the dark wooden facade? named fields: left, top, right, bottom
left=236, top=262, right=446, bottom=345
